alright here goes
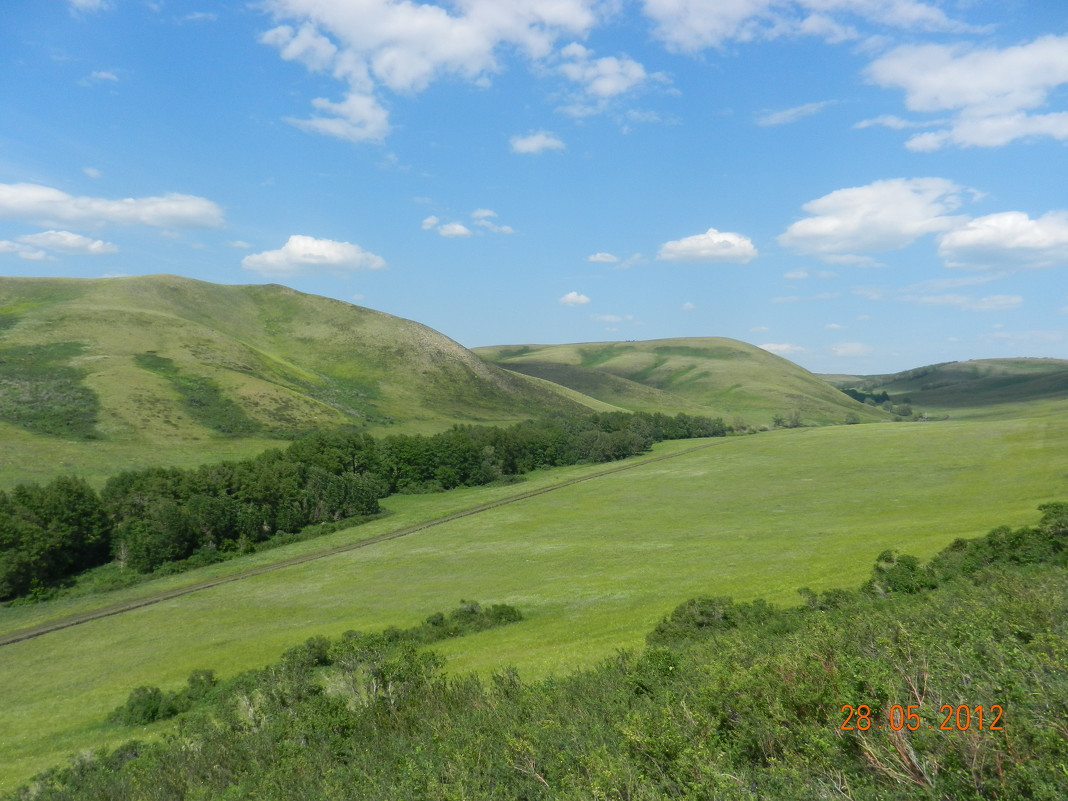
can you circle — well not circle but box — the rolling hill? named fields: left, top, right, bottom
left=823, top=357, right=1068, bottom=418
left=0, top=275, right=593, bottom=450
left=475, top=338, right=887, bottom=425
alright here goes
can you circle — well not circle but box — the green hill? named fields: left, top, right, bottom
left=0, top=275, right=594, bottom=480
left=475, top=338, right=886, bottom=425
left=823, top=357, right=1068, bottom=419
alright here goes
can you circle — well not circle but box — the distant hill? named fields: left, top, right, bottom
left=474, top=338, right=886, bottom=425
left=822, top=358, right=1068, bottom=417
left=0, top=275, right=593, bottom=446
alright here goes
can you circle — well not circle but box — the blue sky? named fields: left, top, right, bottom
left=2, top=0, right=1067, bottom=374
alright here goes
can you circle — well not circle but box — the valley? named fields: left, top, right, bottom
left=1, top=276, right=1066, bottom=795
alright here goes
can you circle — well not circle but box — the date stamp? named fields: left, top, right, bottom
left=840, top=704, right=1003, bottom=732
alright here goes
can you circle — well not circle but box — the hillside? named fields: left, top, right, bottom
left=475, top=338, right=886, bottom=425
left=823, top=357, right=1068, bottom=418
left=0, top=275, right=593, bottom=451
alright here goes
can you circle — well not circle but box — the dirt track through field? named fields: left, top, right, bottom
left=0, top=441, right=718, bottom=648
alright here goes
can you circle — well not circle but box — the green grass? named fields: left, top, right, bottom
left=134, top=353, right=262, bottom=436
left=0, top=342, right=99, bottom=438
left=476, top=337, right=888, bottom=425
left=0, top=423, right=283, bottom=490
left=823, top=357, right=1068, bottom=420
left=2, top=415, right=1067, bottom=791
left=0, top=275, right=595, bottom=456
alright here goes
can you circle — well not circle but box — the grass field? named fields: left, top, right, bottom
left=3, top=414, right=1068, bottom=791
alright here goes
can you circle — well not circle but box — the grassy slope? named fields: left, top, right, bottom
left=0, top=275, right=595, bottom=487
left=475, top=338, right=887, bottom=425
left=823, top=357, right=1068, bottom=420
left=3, top=413, right=1067, bottom=790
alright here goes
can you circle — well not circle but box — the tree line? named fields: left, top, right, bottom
left=0, top=411, right=727, bottom=600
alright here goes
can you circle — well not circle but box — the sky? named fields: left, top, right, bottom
left=1, top=1, right=1067, bottom=375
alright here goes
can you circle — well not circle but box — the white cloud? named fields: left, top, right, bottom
left=591, top=313, right=635, bottom=323
left=83, top=167, right=102, bottom=179
left=475, top=219, right=514, bottom=234
left=17, top=230, right=117, bottom=255
left=902, top=293, right=1023, bottom=312
left=286, top=93, right=391, bottom=143
left=260, top=0, right=597, bottom=142
left=559, top=290, right=590, bottom=306
left=854, top=114, right=942, bottom=131
left=825, top=323, right=845, bottom=330
left=470, top=210, right=514, bottom=234
left=831, top=342, right=873, bottom=357
left=784, top=269, right=809, bottom=279
left=938, top=211, right=1068, bottom=270
left=0, top=183, right=223, bottom=228
left=757, top=100, right=834, bottom=127
left=681, top=301, right=696, bottom=311
left=242, top=234, right=385, bottom=276
left=421, top=215, right=440, bottom=230
left=657, top=227, right=757, bottom=263
left=226, top=240, right=253, bottom=249
left=510, top=130, right=566, bottom=154
left=0, top=241, right=49, bottom=260
left=866, top=35, right=1068, bottom=150
left=587, top=252, right=619, bottom=263
left=759, top=343, right=805, bottom=355
left=555, top=42, right=656, bottom=115
left=640, top=0, right=971, bottom=52
left=778, top=177, right=966, bottom=257
left=438, top=222, right=472, bottom=237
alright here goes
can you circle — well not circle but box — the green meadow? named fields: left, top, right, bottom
left=3, top=414, right=1067, bottom=792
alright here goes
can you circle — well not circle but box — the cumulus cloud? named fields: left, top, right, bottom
left=0, top=241, right=48, bottom=260
left=681, top=301, right=695, bottom=311
left=657, top=227, right=757, bottom=263
left=438, top=222, right=472, bottom=237
left=558, top=42, right=648, bottom=98
left=421, top=215, right=440, bottom=231
left=510, top=130, right=566, bottom=154
left=0, top=183, right=223, bottom=228
left=471, top=209, right=514, bottom=234
left=757, top=100, right=835, bottom=126
left=587, top=252, right=619, bottom=263
left=17, top=230, right=117, bottom=255
left=866, top=35, right=1068, bottom=150
left=759, top=343, right=805, bottom=355
left=937, top=211, right=1068, bottom=270
left=242, top=234, right=385, bottom=276
left=640, top=0, right=972, bottom=52
left=559, top=290, right=590, bottom=306
left=778, top=177, right=966, bottom=257
left=260, top=0, right=597, bottom=142
left=555, top=42, right=661, bottom=115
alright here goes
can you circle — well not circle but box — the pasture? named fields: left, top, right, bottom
left=2, top=415, right=1067, bottom=791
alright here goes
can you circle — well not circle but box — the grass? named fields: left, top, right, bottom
left=0, top=274, right=594, bottom=455
left=3, top=415, right=1068, bottom=791
left=0, top=423, right=282, bottom=490
left=0, top=342, right=99, bottom=438
left=475, top=338, right=888, bottom=425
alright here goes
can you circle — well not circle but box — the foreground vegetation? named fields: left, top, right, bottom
left=16, top=505, right=1068, bottom=800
